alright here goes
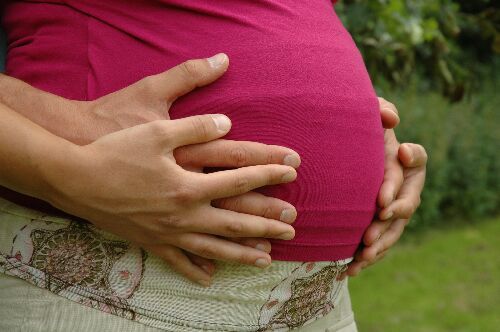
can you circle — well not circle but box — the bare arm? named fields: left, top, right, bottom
left=0, top=101, right=73, bottom=200
left=0, top=73, right=94, bottom=144
left=1, top=54, right=427, bottom=279
left=0, top=100, right=303, bottom=286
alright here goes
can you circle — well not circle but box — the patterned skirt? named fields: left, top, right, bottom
left=0, top=197, right=356, bottom=332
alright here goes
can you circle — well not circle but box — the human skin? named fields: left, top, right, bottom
left=339, top=99, right=428, bottom=280
left=0, top=100, right=302, bottom=287
left=0, top=54, right=427, bottom=283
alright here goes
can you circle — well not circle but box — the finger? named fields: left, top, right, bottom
left=199, top=164, right=297, bottom=200
left=378, top=97, right=400, bottom=129
left=176, top=233, right=273, bottom=268
left=362, top=219, right=393, bottom=246
left=145, top=245, right=212, bottom=286
left=343, top=261, right=366, bottom=278
left=187, top=206, right=295, bottom=239
left=212, top=191, right=297, bottom=224
left=355, top=218, right=407, bottom=270
left=230, top=238, right=272, bottom=253
left=148, top=53, right=229, bottom=102
left=378, top=130, right=403, bottom=208
left=381, top=168, right=424, bottom=220
left=399, top=143, right=428, bottom=168
left=174, top=139, right=301, bottom=169
left=184, top=252, right=216, bottom=276
left=165, top=114, right=232, bottom=148
left=364, top=249, right=389, bottom=269
left=381, top=147, right=426, bottom=220
left=368, top=219, right=408, bottom=257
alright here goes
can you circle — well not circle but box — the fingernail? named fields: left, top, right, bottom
left=280, top=209, right=296, bottom=223
left=255, top=243, right=269, bottom=252
left=211, top=114, right=231, bottom=133
left=382, top=211, right=394, bottom=220
left=283, top=154, right=301, bottom=168
left=255, top=258, right=271, bottom=268
left=278, top=231, right=295, bottom=240
left=207, top=53, right=227, bottom=69
left=201, top=265, right=213, bottom=275
left=281, top=170, right=296, bottom=183
left=197, top=279, right=211, bottom=287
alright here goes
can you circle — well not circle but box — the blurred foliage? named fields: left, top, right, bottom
left=351, top=217, right=500, bottom=331
left=336, top=0, right=499, bottom=227
left=382, top=74, right=499, bottom=229
left=336, top=0, right=499, bottom=101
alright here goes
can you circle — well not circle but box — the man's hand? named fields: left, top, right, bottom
left=338, top=98, right=428, bottom=280
left=0, top=54, right=302, bottom=283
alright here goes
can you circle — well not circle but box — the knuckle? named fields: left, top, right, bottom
left=149, top=120, right=169, bottom=137
left=261, top=205, right=274, bottom=218
left=172, top=181, right=201, bottom=204
left=190, top=116, right=211, bottom=140
left=137, top=75, right=157, bottom=96
left=268, top=167, right=282, bottom=184
left=160, top=247, right=176, bottom=261
left=234, top=176, right=251, bottom=193
left=224, top=221, right=244, bottom=236
left=158, top=215, right=184, bottom=229
left=261, top=222, right=274, bottom=238
left=229, top=146, right=249, bottom=167
left=197, top=244, right=219, bottom=259
left=238, top=252, right=256, bottom=265
left=220, top=196, right=242, bottom=212
left=145, top=121, right=172, bottom=146
left=265, top=149, right=275, bottom=165
left=180, top=60, right=202, bottom=81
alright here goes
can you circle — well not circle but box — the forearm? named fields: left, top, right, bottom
left=0, top=101, right=76, bottom=202
left=0, top=74, right=95, bottom=144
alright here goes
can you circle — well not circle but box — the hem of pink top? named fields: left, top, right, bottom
left=270, top=242, right=359, bottom=262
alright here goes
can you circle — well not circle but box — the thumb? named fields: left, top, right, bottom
left=398, top=143, right=428, bottom=168
left=378, top=97, right=400, bottom=129
left=148, top=53, right=229, bottom=102
left=165, top=114, right=232, bottom=148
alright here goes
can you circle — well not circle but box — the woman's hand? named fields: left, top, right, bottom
left=338, top=98, right=428, bottom=280
left=46, top=115, right=298, bottom=287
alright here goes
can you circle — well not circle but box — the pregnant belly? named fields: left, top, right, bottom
left=3, top=0, right=384, bottom=260
left=169, top=42, right=385, bottom=261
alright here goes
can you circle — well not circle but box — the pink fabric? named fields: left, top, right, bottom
left=2, top=0, right=384, bottom=261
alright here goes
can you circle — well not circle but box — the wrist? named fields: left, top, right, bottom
left=36, top=138, right=88, bottom=209
left=0, top=74, right=98, bottom=144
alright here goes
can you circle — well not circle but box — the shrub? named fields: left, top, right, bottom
left=380, top=74, right=500, bottom=228
left=336, top=0, right=499, bottom=101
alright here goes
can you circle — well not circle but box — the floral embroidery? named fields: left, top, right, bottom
left=4, top=219, right=146, bottom=319
left=258, top=262, right=347, bottom=331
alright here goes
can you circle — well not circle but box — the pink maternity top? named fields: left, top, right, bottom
left=2, top=0, right=384, bottom=261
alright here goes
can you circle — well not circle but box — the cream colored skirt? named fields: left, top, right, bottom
left=0, top=198, right=357, bottom=332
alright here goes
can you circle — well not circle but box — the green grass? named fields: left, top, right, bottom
left=349, top=217, right=500, bottom=332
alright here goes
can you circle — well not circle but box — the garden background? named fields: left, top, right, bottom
left=335, top=1, right=499, bottom=331
left=0, top=0, right=498, bottom=330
